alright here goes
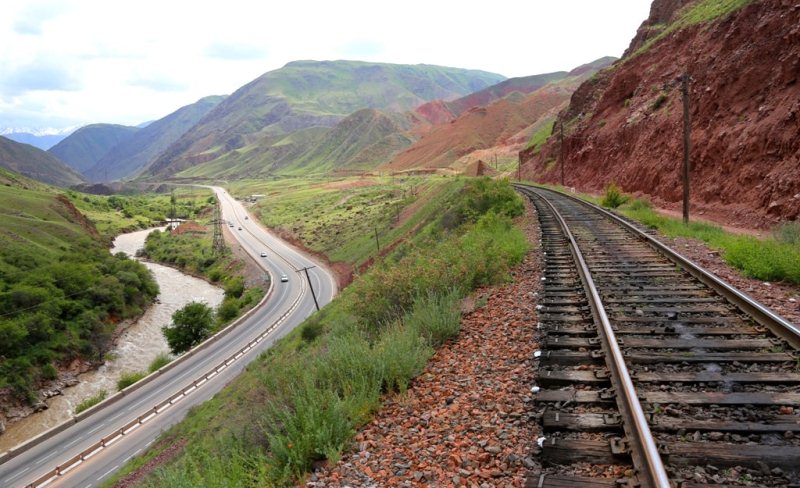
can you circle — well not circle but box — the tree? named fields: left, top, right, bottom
left=163, top=302, right=214, bottom=354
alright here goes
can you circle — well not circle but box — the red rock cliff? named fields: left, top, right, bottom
left=521, top=0, right=800, bottom=227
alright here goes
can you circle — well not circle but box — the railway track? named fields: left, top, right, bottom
left=515, top=185, right=800, bottom=488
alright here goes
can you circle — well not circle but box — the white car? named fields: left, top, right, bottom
left=280, top=274, right=288, bottom=282
left=260, top=251, right=267, bottom=257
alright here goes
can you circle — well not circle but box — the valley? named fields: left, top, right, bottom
left=0, top=0, right=799, bottom=486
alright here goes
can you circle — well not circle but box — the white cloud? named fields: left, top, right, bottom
left=0, top=0, right=652, bottom=129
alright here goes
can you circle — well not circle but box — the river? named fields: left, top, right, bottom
left=0, top=228, right=224, bottom=452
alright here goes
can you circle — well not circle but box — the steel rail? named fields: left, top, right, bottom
left=517, top=184, right=800, bottom=348
left=521, top=186, right=671, bottom=488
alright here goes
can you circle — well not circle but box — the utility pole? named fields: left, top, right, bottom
left=559, top=120, right=565, bottom=187
left=517, top=155, right=521, bottom=182
left=297, top=266, right=320, bottom=311
left=682, top=72, right=691, bottom=225
left=211, top=197, right=225, bottom=256
left=373, top=227, right=380, bottom=253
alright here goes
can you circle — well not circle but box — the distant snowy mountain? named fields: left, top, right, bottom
left=1, top=127, right=77, bottom=150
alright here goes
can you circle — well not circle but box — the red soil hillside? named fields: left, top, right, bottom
left=386, top=88, right=571, bottom=171
left=521, top=0, right=800, bottom=227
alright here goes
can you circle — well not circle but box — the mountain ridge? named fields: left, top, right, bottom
left=48, top=123, right=139, bottom=174
left=142, top=60, right=505, bottom=178
left=0, top=136, right=85, bottom=187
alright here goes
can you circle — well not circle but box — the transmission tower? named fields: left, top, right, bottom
left=211, top=197, right=225, bottom=256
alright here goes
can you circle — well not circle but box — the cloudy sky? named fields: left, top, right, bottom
left=1, top=0, right=651, bottom=131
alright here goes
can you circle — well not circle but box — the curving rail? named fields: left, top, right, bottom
left=515, top=184, right=800, bottom=488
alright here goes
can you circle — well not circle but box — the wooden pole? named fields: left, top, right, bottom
left=682, top=73, right=691, bottom=225
left=559, top=121, right=565, bottom=187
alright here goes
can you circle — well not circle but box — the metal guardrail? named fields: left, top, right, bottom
left=518, top=185, right=672, bottom=488
left=25, top=275, right=305, bottom=488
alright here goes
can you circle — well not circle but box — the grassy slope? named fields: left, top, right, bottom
left=0, top=136, right=85, bottom=187
left=145, top=61, right=505, bottom=178
left=0, top=169, right=158, bottom=400
left=106, top=178, right=528, bottom=487
left=630, top=0, right=754, bottom=58
left=48, top=124, right=140, bottom=174
left=231, top=176, right=459, bottom=268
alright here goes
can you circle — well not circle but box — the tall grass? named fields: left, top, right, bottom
left=620, top=199, right=800, bottom=284
left=75, top=390, right=107, bottom=415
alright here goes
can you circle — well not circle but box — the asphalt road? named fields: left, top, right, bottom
left=0, top=187, right=336, bottom=487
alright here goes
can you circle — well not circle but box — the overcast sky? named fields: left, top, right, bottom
left=1, top=0, right=652, bottom=131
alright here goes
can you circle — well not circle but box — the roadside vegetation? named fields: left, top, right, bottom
left=69, top=188, right=214, bottom=237
left=74, top=390, right=108, bottom=415
left=106, top=177, right=529, bottom=487
left=618, top=199, right=800, bottom=284
left=0, top=183, right=159, bottom=404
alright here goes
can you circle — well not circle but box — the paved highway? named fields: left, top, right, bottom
left=0, top=186, right=336, bottom=487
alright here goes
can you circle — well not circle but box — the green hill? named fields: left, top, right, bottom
left=143, top=60, right=505, bottom=178
left=0, top=136, right=85, bottom=187
left=0, top=167, right=157, bottom=402
left=180, top=108, right=413, bottom=178
left=48, top=123, right=139, bottom=174
left=85, top=96, right=225, bottom=182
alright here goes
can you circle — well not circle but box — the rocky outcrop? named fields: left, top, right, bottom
left=522, top=0, right=800, bottom=227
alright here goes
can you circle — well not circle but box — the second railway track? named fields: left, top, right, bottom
left=516, top=184, right=800, bottom=488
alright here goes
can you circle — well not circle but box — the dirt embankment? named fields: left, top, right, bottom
left=521, top=0, right=800, bottom=229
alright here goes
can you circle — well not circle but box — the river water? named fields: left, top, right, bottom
left=0, top=228, right=224, bottom=452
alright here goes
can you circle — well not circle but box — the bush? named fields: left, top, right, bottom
left=148, top=352, right=172, bottom=372
left=774, top=222, right=800, bottom=245
left=224, top=276, right=245, bottom=299
left=217, top=297, right=240, bottom=323
left=300, top=319, right=324, bottom=343
left=266, top=381, right=353, bottom=480
left=163, top=302, right=215, bottom=354
left=601, top=183, right=629, bottom=208
left=652, top=92, right=668, bottom=110
left=405, top=289, right=461, bottom=347
left=374, top=323, right=432, bottom=394
left=75, top=390, right=107, bottom=414
left=117, top=371, right=146, bottom=390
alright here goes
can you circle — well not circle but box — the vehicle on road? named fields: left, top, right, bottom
left=260, top=251, right=267, bottom=257
left=280, top=273, right=288, bottom=282
left=238, top=227, right=242, bottom=230
left=244, top=215, right=248, bottom=220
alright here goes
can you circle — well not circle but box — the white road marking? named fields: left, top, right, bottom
left=4, top=466, right=31, bottom=482
left=87, top=422, right=107, bottom=434
left=34, top=449, right=58, bottom=465
left=97, top=464, right=119, bottom=481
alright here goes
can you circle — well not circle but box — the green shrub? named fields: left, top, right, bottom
left=601, top=183, right=629, bottom=208
left=163, top=302, right=215, bottom=354
left=300, top=319, right=324, bottom=343
left=774, top=222, right=800, bottom=245
left=224, top=276, right=245, bottom=299
left=117, top=371, right=147, bottom=390
left=266, top=381, right=353, bottom=480
left=405, top=288, right=462, bottom=347
left=75, top=390, right=107, bottom=414
left=40, top=363, right=58, bottom=380
left=216, top=297, right=240, bottom=322
left=652, top=92, right=668, bottom=111
left=375, top=323, right=432, bottom=394
left=148, top=352, right=172, bottom=372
